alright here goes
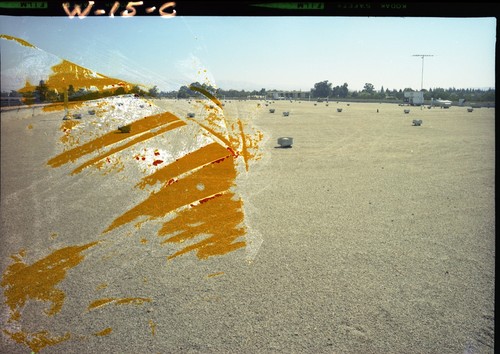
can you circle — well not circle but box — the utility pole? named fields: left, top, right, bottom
left=412, top=54, right=434, bottom=91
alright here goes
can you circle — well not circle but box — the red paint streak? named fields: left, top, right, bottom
left=154, top=151, right=160, bottom=156
left=211, top=157, right=228, bottom=164
left=199, top=193, right=224, bottom=204
left=167, top=178, right=176, bottom=185
left=152, top=160, right=163, bottom=166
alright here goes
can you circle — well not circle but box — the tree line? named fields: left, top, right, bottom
left=0, top=80, right=154, bottom=105
left=1, top=80, right=495, bottom=105
left=311, top=80, right=495, bottom=102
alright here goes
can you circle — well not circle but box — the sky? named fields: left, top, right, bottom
left=0, top=15, right=496, bottom=92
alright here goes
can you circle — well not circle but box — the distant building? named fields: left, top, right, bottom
left=268, top=90, right=311, bottom=100
left=403, top=91, right=424, bottom=106
left=0, top=96, right=24, bottom=107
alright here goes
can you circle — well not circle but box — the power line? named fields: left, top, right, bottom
left=412, top=54, right=434, bottom=90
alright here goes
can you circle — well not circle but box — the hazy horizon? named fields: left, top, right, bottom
left=0, top=16, right=496, bottom=93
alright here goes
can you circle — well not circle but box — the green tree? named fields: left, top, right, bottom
left=177, top=85, right=193, bottom=98
left=312, top=80, right=332, bottom=98
left=362, top=83, right=375, bottom=94
left=339, top=83, right=348, bottom=98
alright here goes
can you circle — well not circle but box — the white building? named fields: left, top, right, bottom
left=403, top=91, right=424, bottom=106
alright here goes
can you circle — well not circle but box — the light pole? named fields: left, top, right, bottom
left=412, top=54, right=434, bottom=91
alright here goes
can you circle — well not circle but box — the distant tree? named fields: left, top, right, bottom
left=362, top=83, right=375, bottom=94
left=148, top=85, right=159, bottom=97
left=68, top=85, right=75, bottom=97
left=46, top=89, right=60, bottom=102
left=129, top=85, right=147, bottom=96
left=177, top=85, right=193, bottom=98
left=21, top=91, right=36, bottom=105
left=339, top=83, right=348, bottom=98
left=380, top=86, right=384, bottom=93
left=35, top=80, right=49, bottom=102
left=114, top=87, right=126, bottom=95
left=312, top=80, right=332, bottom=98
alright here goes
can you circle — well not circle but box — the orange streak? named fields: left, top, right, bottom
left=88, top=297, right=151, bottom=311
left=71, top=120, right=186, bottom=175
left=189, top=119, right=237, bottom=156
left=94, top=328, right=113, bottom=336
left=161, top=192, right=246, bottom=260
left=60, top=119, right=81, bottom=146
left=47, top=112, right=182, bottom=168
left=137, top=142, right=232, bottom=189
left=43, top=101, right=83, bottom=112
left=189, top=85, right=223, bottom=109
left=207, top=272, right=225, bottom=278
left=0, top=34, right=36, bottom=48
left=237, top=119, right=250, bottom=172
left=149, top=320, right=157, bottom=336
left=1, top=242, right=98, bottom=320
left=3, top=329, right=71, bottom=353
left=114, top=297, right=151, bottom=305
left=88, top=298, right=116, bottom=310
left=104, top=156, right=236, bottom=233
left=46, top=59, right=133, bottom=92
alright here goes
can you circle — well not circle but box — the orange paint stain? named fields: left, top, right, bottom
left=237, top=119, right=250, bottom=171
left=189, top=85, right=223, bottom=109
left=43, top=59, right=134, bottom=93
left=88, top=297, right=151, bottom=311
left=137, top=142, right=231, bottom=190
left=88, top=298, right=116, bottom=310
left=0, top=34, right=36, bottom=48
left=237, top=119, right=264, bottom=170
left=71, top=120, right=185, bottom=175
left=160, top=192, right=246, bottom=260
left=60, top=119, right=80, bottom=132
left=104, top=156, right=237, bottom=234
left=43, top=101, right=83, bottom=112
left=59, top=119, right=81, bottom=146
left=1, top=242, right=98, bottom=321
left=189, top=119, right=237, bottom=156
left=94, top=327, right=112, bottom=336
left=207, top=272, right=225, bottom=278
left=96, top=283, right=108, bottom=291
left=3, top=328, right=71, bottom=353
left=27, top=124, right=33, bottom=130
left=149, top=320, right=157, bottom=336
left=47, top=112, right=182, bottom=168
left=115, top=297, right=151, bottom=305
left=140, top=238, right=148, bottom=244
